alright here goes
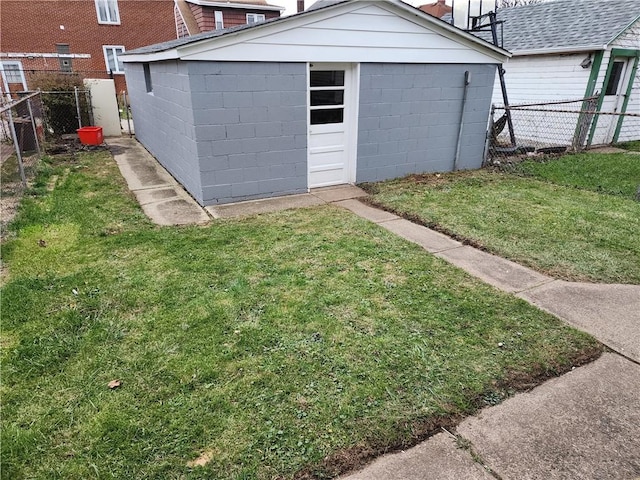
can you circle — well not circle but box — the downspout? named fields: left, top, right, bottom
left=454, top=70, right=471, bottom=171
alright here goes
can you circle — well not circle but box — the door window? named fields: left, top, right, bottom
left=309, top=70, right=345, bottom=125
left=604, top=61, right=624, bottom=96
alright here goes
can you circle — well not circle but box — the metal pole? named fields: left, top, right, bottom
left=483, top=106, right=495, bottom=166
left=26, top=98, right=41, bottom=155
left=454, top=70, right=471, bottom=171
left=7, top=108, right=27, bottom=186
left=74, top=86, right=82, bottom=129
left=123, top=91, right=132, bottom=137
left=489, top=12, right=516, bottom=146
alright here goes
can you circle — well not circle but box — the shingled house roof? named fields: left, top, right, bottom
left=473, top=0, right=640, bottom=54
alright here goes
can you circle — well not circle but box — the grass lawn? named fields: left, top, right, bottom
left=614, top=140, right=640, bottom=152
left=511, top=152, right=640, bottom=199
left=1, top=152, right=601, bottom=479
left=363, top=153, right=640, bottom=284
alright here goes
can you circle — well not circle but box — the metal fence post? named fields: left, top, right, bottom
left=26, top=98, right=41, bottom=155
left=74, top=86, right=82, bottom=129
left=6, top=108, right=27, bottom=186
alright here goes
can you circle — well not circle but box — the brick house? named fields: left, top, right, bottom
left=1, top=0, right=282, bottom=97
left=175, top=0, right=283, bottom=37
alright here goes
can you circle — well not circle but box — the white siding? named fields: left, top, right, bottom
left=492, top=54, right=591, bottom=105
left=180, top=4, right=504, bottom=64
left=490, top=54, right=592, bottom=147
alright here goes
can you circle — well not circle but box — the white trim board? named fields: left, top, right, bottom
left=123, top=0, right=509, bottom=64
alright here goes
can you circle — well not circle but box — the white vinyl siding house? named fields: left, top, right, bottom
left=481, top=0, right=639, bottom=147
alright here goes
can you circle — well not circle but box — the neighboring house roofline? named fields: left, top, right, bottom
left=473, top=0, right=640, bottom=54
left=185, top=0, right=284, bottom=12
left=511, top=46, right=608, bottom=57
left=122, top=0, right=510, bottom=63
left=175, top=0, right=199, bottom=36
left=607, top=14, right=640, bottom=46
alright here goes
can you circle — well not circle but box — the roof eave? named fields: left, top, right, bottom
left=511, top=45, right=606, bottom=56
left=123, top=50, right=180, bottom=63
left=606, top=14, right=640, bottom=46
left=124, top=0, right=511, bottom=62
left=185, top=0, right=284, bottom=12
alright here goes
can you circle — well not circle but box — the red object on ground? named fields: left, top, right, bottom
left=77, top=126, right=103, bottom=145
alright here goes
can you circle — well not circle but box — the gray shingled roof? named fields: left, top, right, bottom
left=474, top=0, right=640, bottom=53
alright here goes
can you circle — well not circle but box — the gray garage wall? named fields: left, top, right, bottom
left=187, top=61, right=308, bottom=205
left=357, top=63, right=497, bottom=182
left=125, top=60, right=203, bottom=202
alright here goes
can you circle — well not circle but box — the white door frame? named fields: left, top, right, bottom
left=306, top=62, right=359, bottom=189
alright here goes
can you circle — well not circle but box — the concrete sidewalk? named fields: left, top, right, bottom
left=337, top=200, right=640, bottom=480
left=109, top=138, right=640, bottom=480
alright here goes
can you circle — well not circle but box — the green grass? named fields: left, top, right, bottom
left=512, top=152, right=640, bottom=198
left=364, top=154, right=640, bottom=284
left=614, top=140, right=640, bottom=152
left=1, top=152, right=601, bottom=479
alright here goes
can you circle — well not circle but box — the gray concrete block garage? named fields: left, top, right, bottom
left=122, top=0, right=508, bottom=206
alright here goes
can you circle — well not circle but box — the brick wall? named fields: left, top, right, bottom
left=1, top=0, right=177, bottom=91
left=188, top=4, right=279, bottom=32
left=356, top=63, right=497, bottom=182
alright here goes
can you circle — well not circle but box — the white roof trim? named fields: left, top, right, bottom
left=185, top=0, right=284, bottom=12
left=123, top=0, right=509, bottom=63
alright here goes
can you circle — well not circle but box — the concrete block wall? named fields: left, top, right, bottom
left=125, top=61, right=203, bottom=202
left=356, top=63, right=497, bottom=182
left=187, top=61, right=308, bottom=205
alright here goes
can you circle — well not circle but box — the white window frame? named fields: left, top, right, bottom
left=0, top=61, right=28, bottom=97
left=214, top=10, right=224, bottom=29
left=103, top=45, right=126, bottom=74
left=95, top=0, right=120, bottom=25
left=246, top=13, right=265, bottom=24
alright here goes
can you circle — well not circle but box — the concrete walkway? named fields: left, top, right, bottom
left=108, top=137, right=640, bottom=480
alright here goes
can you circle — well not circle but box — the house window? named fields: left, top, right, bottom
left=215, top=11, right=224, bottom=29
left=103, top=45, right=125, bottom=73
left=1, top=62, right=24, bottom=84
left=95, top=0, right=120, bottom=24
left=246, top=13, right=265, bottom=24
left=309, top=70, right=345, bottom=125
left=143, top=63, right=153, bottom=93
left=604, top=61, right=624, bottom=96
left=56, top=44, right=72, bottom=72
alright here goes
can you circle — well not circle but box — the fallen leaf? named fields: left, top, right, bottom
left=108, top=380, right=121, bottom=389
left=38, top=239, right=47, bottom=247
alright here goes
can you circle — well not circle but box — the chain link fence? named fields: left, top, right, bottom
left=486, top=97, right=640, bottom=164
left=1, top=92, right=45, bottom=236
left=1, top=88, right=93, bottom=237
